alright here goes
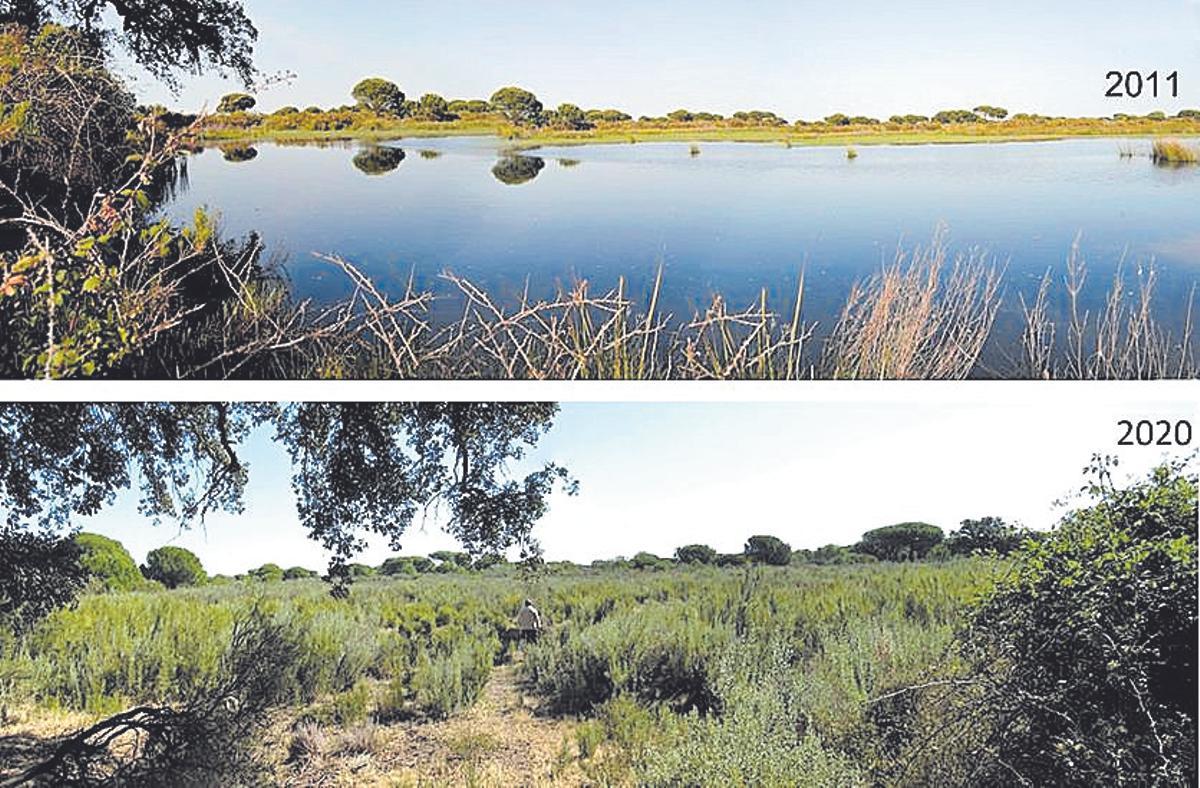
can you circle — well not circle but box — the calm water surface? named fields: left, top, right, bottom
left=164, top=137, right=1200, bottom=356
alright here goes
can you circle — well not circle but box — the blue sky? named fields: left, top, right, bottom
left=130, top=0, right=1200, bottom=119
left=68, top=401, right=1192, bottom=575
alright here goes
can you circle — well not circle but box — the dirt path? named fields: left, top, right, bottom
left=286, top=662, right=584, bottom=787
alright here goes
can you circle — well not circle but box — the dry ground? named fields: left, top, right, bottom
left=276, top=663, right=587, bottom=787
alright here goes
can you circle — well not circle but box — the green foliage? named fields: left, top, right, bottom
left=430, top=550, right=471, bottom=568
left=142, top=546, right=206, bottom=588
left=0, top=403, right=571, bottom=596
left=945, top=516, right=1024, bottom=556
left=824, top=113, right=851, bottom=125
left=217, top=92, right=255, bottom=112
left=250, top=562, right=284, bottom=582
left=0, top=528, right=86, bottom=633
left=352, top=77, right=405, bottom=115
left=283, top=566, right=317, bottom=580
left=447, top=98, right=490, bottom=114
left=586, top=108, right=632, bottom=123
left=941, top=458, right=1198, bottom=785
left=74, top=532, right=145, bottom=591
left=744, top=535, right=791, bottom=565
left=380, top=557, right=418, bottom=576
left=675, top=544, right=717, bottom=564
left=414, top=92, right=455, bottom=121
left=630, top=551, right=669, bottom=570
left=857, top=522, right=943, bottom=561
left=793, top=543, right=877, bottom=565
left=932, top=108, right=981, bottom=123
left=332, top=679, right=371, bottom=724
left=411, top=634, right=496, bottom=719
left=10, top=0, right=257, bottom=88
left=348, top=563, right=376, bottom=578
left=489, top=86, right=543, bottom=126
left=973, top=104, right=1008, bottom=120
left=548, top=102, right=591, bottom=130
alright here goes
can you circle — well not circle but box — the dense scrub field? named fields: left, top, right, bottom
left=1, top=561, right=995, bottom=784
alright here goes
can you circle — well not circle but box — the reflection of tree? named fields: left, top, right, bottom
left=220, top=144, right=258, bottom=163
left=491, top=155, right=545, bottom=185
left=352, top=146, right=406, bottom=176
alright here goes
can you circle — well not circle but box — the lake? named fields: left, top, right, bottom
left=164, top=136, right=1200, bottom=367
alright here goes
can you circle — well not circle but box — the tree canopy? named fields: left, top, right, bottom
left=0, top=527, right=86, bottom=632
left=217, top=92, right=256, bottom=112
left=0, top=403, right=572, bottom=590
left=1, top=0, right=259, bottom=87
left=142, top=545, right=206, bottom=588
left=675, top=544, right=717, bottom=564
left=744, top=535, right=791, bottom=565
left=489, top=86, right=543, bottom=126
left=857, top=522, right=943, bottom=561
left=352, top=77, right=405, bottom=115
left=75, top=532, right=145, bottom=591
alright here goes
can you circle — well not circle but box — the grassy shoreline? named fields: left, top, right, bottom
left=197, top=117, right=1200, bottom=149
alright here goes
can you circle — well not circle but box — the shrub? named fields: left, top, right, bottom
left=250, top=563, right=284, bottom=582
left=411, top=636, right=495, bottom=719
left=74, top=532, right=145, bottom=591
left=930, top=459, right=1198, bottom=785
left=380, top=557, right=417, bottom=576
left=675, top=544, right=717, bottom=564
left=141, top=546, right=206, bottom=588
left=332, top=679, right=371, bottom=724
left=283, top=566, right=317, bottom=580
left=631, top=551, right=668, bottom=570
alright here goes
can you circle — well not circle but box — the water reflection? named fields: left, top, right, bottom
left=219, top=144, right=258, bottom=163
left=557, top=158, right=581, bottom=168
left=352, top=146, right=406, bottom=176
left=491, top=155, right=545, bottom=185
left=418, top=149, right=443, bottom=160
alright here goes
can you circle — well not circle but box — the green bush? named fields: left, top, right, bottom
left=941, top=459, right=1198, bottom=785
left=411, top=635, right=496, bottom=719
left=250, top=563, right=284, bottom=582
left=675, top=544, right=717, bottom=564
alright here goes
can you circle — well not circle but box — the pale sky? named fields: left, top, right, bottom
left=65, top=399, right=1194, bottom=575
left=124, top=0, right=1200, bottom=120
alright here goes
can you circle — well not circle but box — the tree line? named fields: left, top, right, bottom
left=211, top=80, right=1200, bottom=132
left=9, top=515, right=1035, bottom=615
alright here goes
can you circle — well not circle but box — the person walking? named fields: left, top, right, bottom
left=515, top=598, right=543, bottom=644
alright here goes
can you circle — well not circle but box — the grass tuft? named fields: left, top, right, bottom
left=1151, top=138, right=1198, bottom=164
